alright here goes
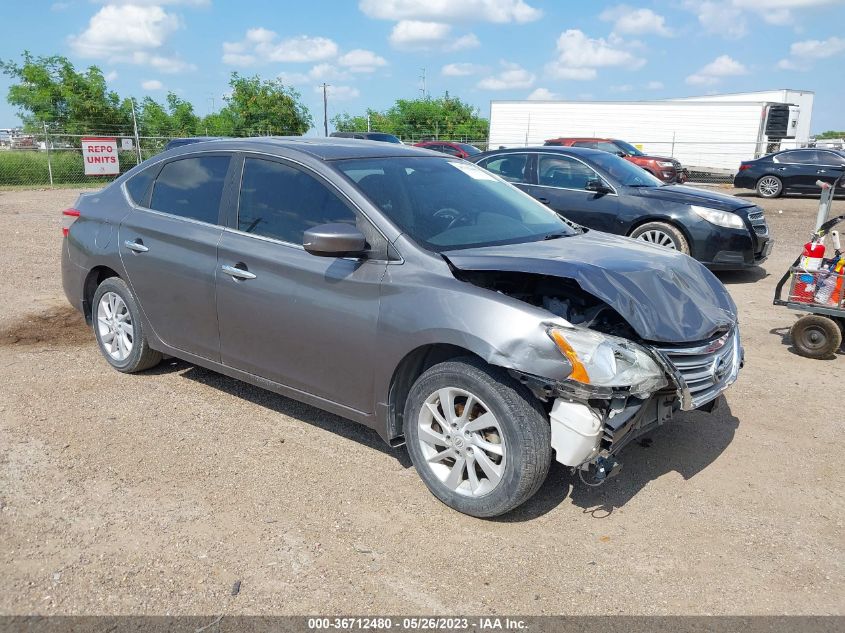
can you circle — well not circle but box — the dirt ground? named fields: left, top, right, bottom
left=0, top=186, right=842, bottom=616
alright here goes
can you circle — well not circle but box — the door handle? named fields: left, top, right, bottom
left=221, top=264, right=257, bottom=280
left=536, top=197, right=551, bottom=205
left=817, top=170, right=827, bottom=174
left=124, top=240, right=149, bottom=253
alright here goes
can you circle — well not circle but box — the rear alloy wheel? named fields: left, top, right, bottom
left=92, top=277, right=162, bottom=373
left=630, top=221, right=690, bottom=255
left=404, top=358, right=551, bottom=518
left=790, top=315, right=842, bottom=359
left=756, top=175, right=783, bottom=198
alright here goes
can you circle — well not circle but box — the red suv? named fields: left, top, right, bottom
left=544, top=137, right=688, bottom=184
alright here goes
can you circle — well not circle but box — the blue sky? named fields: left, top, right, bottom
left=2, top=0, right=845, bottom=133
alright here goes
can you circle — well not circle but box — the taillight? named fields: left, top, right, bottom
left=62, top=208, right=80, bottom=237
left=738, top=164, right=750, bottom=172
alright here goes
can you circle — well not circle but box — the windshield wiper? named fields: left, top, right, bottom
left=543, top=232, right=570, bottom=240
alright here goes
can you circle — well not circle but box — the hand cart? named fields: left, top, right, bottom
left=773, top=176, right=845, bottom=359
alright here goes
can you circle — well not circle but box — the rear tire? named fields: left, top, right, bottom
left=92, top=277, right=162, bottom=373
left=790, top=315, right=842, bottom=359
left=629, top=221, right=690, bottom=255
left=404, top=357, right=551, bottom=518
left=756, top=175, right=783, bottom=198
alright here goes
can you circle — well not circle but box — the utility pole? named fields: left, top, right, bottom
left=419, top=68, right=427, bottom=99
left=322, top=83, right=330, bottom=136
left=130, top=101, right=142, bottom=162
left=43, top=122, right=53, bottom=186
left=367, top=113, right=371, bottom=132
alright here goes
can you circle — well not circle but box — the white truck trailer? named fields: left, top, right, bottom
left=488, top=95, right=809, bottom=175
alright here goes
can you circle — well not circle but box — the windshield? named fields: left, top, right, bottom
left=613, top=139, right=643, bottom=156
left=589, top=152, right=663, bottom=187
left=367, top=133, right=402, bottom=143
left=335, top=157, right=576, bottom=252
left=457, top=143, right=482, bottom=155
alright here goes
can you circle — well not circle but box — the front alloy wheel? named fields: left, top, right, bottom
left=417, top=387, right=506, bottom=497
left=404, top=358, right=551, bottom=518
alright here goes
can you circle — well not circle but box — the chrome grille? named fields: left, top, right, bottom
left=653, top=328, right=742, bottom=410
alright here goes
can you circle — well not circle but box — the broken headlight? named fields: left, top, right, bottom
left=548, top=326, right=668, bottom=397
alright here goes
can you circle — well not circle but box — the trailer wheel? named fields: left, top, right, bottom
left=790, top=315, right=842, bottom=359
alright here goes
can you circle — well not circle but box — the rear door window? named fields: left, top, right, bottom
left=776, top=150, right=817, bottom=164
left=478, top=154, right=530, bottom=183
left=572, top=141, right=598, bottom=149
left=237, top=157, right=357, bottom=245
left=149, top=155, right=231, bottom=224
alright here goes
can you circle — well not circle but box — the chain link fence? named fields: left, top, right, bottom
left=0, top=130, right=815, bottom=188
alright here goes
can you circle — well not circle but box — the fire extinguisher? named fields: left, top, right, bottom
left=793, top=239, right=826, bottom=302
left=800, top=239, right=826, bottom=271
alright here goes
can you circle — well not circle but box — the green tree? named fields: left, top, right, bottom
left=332, top=94, right=488, bottom=141
left=0, top=52, right=132, bottom=136
left=816, top=130, right=845, bottom=139
left=219, top=73, right=313, bottom=135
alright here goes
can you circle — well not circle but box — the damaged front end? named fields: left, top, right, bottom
left=452, top=268, right=743, bottom=485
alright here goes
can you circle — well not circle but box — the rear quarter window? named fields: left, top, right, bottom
left=124, top=166, right=157, bottom=206
left=149, top=155, right=231, bottom=224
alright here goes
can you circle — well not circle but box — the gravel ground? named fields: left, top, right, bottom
left=0, top=186, right=842, bottom=616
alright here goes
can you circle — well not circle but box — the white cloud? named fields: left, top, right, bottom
left=790, top=36, right=845, bottom=58
left=69, top=5, right=196, bottom=73
left=610, top=84, right=633, bottom=93
left=687, top=0, right=841, bottom=38
left=441, top=62, right=486, bottom=76
left=686, top=1, right=747, bottom=39
left=359, top=0, right=541, bottom=23
left=222, top=29, right=339, bottom=65
left=141, top=79, right=164, bottom=90
left=477, top=61, right=535, bottom=90
left=646, top=80, right=664, bottom=89
left=389, top=20, right=479, bottom=50
left=70, top=5, right=179, bottom=57
left=546, top=29, right=645, bottom=80
left=547, top=67, right=597, bottom=80
left=92, top=0, right=210, bottom=4
left=104, top=70, right=119, bottom=82
left=777, top=35, right=845, bottom=70
left=686, top=54, right=747, bottom=85
left=318, top=85, right=360, bottom=101
left=279, top=64, right=351, bottom=85
left=599, top=5, right=672, bottom=36
left=337, top=49, right=388, bottom=72
left=527, top=87, right=559, bottom=100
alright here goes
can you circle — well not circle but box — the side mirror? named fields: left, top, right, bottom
left=585, top=179, right=611, bottom=193
left=303, top=223, right=367, bottom=257
left=615, top=151, right=627, bottom=157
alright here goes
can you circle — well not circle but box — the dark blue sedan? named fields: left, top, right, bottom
left=733, top=148, right=845, bottom=198
left=467, top=146, right=771, bottom=270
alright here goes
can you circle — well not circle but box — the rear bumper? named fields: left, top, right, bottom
left=61, top=239, right=86, bottom=315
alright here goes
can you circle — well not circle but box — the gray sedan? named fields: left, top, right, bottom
left=61, top=138, right=741, bottom=517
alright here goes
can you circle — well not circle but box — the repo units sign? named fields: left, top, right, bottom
left=81, top=137, right=120, bottom=176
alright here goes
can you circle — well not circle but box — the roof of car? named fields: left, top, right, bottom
left=163, top=136, right=432, bottom=160
left=471, top=145, right=608, bottom=160
left=546, top=137, right=614, bottom=142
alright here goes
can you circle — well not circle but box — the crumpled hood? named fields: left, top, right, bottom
left=633, top=184, right=752, bottom=212
left=443, top=231, right=737, bottom=344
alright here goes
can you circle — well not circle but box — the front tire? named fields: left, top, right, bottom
left=404, top=357, right=551, bottom=518
left=630, top=221, right=690, bottom=254
left=756, top=175, right=783, bottom=198
left=92, top=277, right=161, bottom=373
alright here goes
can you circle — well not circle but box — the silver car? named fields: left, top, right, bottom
left=61, top=138, right=741, bottom=518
